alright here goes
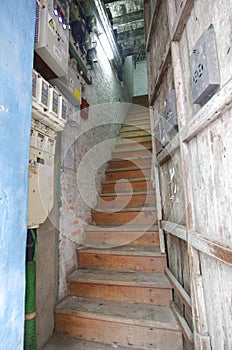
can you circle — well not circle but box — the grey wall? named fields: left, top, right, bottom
left=133, top=60, right=148, bottom=96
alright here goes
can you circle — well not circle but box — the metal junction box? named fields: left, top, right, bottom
left=35, top=0, right=69, bottom=77
left=190, top=24, right=220, bottom=106
left=161, top=86, right=178, bottom=146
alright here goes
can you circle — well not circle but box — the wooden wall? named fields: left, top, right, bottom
left=144, top=1, right=232, bottom=349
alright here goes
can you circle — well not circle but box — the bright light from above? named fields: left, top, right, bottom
left=98, top=33, right=114, bottom=61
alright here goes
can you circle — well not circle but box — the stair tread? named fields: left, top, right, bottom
left=44, top=333, right=135, bottom=350
left=85, top=224, right=158, bottom=232
left=110, top=155, right=151, bottom=161
left=92, top=206, right=156, bottom=213
left=112, top=147, right=152, bottom=156
left=100, top=190, right=155, bottom=197
left=106, top=165, right=151, bottom=173
left=56, top=297, right=179, bottom=330
left=103, top=177, right=150, bottom=184
left=78, top=245, right=163, bottom=256
left=69, top=269, right=171, bottom=289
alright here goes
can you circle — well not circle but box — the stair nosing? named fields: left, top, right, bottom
left=77, top=246, right=164, bottom=257
left=100, top=190, right=155, bottom=197
left=109, top=155, right=151, bottom=162
left=106, top=165, right=151, bottom=173
left=85, top=224, right=159, bottom=232
left=102, top=177, right=151, bottom=185
left=92, top=206, right=157, bottom=214
left=112, top=147, right=152, bottom=154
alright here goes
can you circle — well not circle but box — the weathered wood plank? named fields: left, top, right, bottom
left=189, top=231, right=232, bottom=266
left=170, top=301, right=194, bottom=350
left=165, top=268, right=192, bottom=308
left=181, top=78, right=232, bottom=142
left=161, top=220, right=187, bottom=241
left=171, top=0, right=195, bottom=41
left=157, top=133, right=180, bottom=165
left=149, top=41, right=172, bottom=105
left=78, top=252, right=166, bottom=273
left=145, top=0, right=162, bottom=52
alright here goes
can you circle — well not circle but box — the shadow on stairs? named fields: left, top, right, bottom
left=44, top=104, right=183, bottom=350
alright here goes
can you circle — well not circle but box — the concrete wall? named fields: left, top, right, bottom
left=0, top=1, right=36, bottom=349
left=123, top=56, right=134, bottom=100
left=133, top=60, right=148, bottom=96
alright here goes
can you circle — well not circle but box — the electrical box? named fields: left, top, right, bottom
left=28, top=119, right=56, bottom=228
left=35, top=0, right=69, bottom=77
left=28, top=70, right=67, bottom=228
left=190, top=24, right=220, bottom=105
left=50, top=66, right=81, bottom=107
left=160, top=86, right=178, bottom=146
left=32, top=70, right=67, bottom=131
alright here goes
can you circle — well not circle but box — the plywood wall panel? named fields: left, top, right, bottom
left=188, top=108, right=232, bottom=242
left=200, top=254, right=232, bottom=349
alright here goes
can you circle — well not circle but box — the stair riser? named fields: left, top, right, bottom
left=125, top=114, right=150, bottom=121
left=69, top=283, right=172, bottom=306
left=92, top=211, right=157, bottom=226
left=55, top=315, right=182, bottom=350
left=102, top=181, right=152, bottom=193
left=83, top=232, right=160, bottom=247
left=78, top=254, right=166, bottom=272
left=118, top=136, right=152, bottom=144
left=115, top=141, right=152, bottom=151
left=113, top=149, right=152, bottom=159
left=105, top=168, right=151, bottom=181
left=108, top=158, right=151, bottom=170
left=98, top=193, right=155, bottom=209
left=121, top=125, right=150, bottom=133
left=119, top=130, right=151, bottom=138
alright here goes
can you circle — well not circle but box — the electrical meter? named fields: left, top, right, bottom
left=32, top=70, right=67, bottom=131
left=28, top=70, right=67, bottom=228
left=35, top=0, right=69, bottom=77
left=28, top=119, right=56, bottom=228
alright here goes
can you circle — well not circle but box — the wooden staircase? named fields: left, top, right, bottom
left=45, top=106, right=183, bottom=349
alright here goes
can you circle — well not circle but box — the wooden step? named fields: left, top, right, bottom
left=115, top=140, right=152, bottom=150
left=105, top=167, right=151, bottom=181
left=69, top=270, right=172, bottom=306
left=112, top=148, right=152, bottom=159
left=108, top=156, right=151, bottom=170
left=102, top=178, right=152, bottom=193
left=126, top=109, right=149, bottom=117
left=44, top=333, right=137, bottom=350
left=77, top=246, right=166, bottom=272
left=119, top=130, right=151, bottom=138
left=122, top=119, right=151, bottom=127
left=121, top=124, right=150, bottom=132
left=55, top=297, right=182, bottom=350
left=125, top=114, right=150, bottom=122
left=98, top=191, right=155, bottom=209
left=92, top=207, right=157, bottom=226
left=132, top=95, right=149, bottom=107
left=83, top=225, right=160, bottom=248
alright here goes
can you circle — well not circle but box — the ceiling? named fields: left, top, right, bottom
left=103, top=0, right=145, bottom=57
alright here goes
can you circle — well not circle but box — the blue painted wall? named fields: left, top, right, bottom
left=0, top=1, right=36, bottom=349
